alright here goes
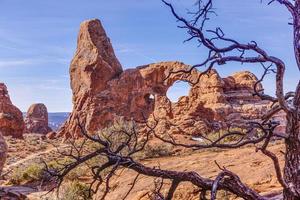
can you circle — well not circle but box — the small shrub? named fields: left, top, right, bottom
left=23, top=164, right=44, bottom=180
left=47, top=157, right=73, bottom=171
left=9, top=167, right=24, bottom=185
left=96, top=117, right=140, bottom=156
left=8, top=159, right=73, bottom=185
left=47, top=159, right=87, bottom=181
left=65, top=166, right=87, bottom=181
left=144, top=143, right=173, bottom=158
left=9, top=163, right=44, bottom=184
left=59, top=180, right=91, bottom=200
left=205, top=128, right=247, bottom=144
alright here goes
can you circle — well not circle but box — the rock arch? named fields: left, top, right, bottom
left=166, top=80, right=191, bottom=103
left=59, top=19, right=270, bottom=138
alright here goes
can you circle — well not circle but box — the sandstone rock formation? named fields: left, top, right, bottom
left=59, top=19, right=274, bottom=138
left=149, top=69, right=271, bottom=136
left=60, top=20, right=269, bottom=137
left=59, top=19, right=123, bottom=138
left=0, top=131, right=7, bottom=175
left=0, top=83, right=25, bottom=138
left=24, top=103, right=52, bottom=134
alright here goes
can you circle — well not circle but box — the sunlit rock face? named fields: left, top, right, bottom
left=59, top=19, right=273, bottom=138
left=58, top=18, right=124, bottom=138
left=149, top=69, right=271, bottom=136
left=24, top=103, right=52, bottom=134
left=0, top=83, right=25, bottom=138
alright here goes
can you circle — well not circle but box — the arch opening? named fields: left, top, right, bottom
left=166, top=81, right=191, bottom=103
left=144, top=93, right=155, bottom=104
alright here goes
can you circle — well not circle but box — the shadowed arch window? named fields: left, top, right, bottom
left=144, top=93, right=155, bottom=104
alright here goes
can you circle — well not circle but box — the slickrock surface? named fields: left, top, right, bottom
left=0, top=83, right=24, bottom=138
left=59, top=19, right=273, bottom=138
left=24, top=103, right=52, bottom=134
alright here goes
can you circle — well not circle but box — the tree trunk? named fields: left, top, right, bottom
left=294, top=1, right=300, bottom=71
left=283, top=112, right=300, bottom=200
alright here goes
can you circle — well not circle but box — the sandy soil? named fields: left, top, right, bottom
left=4, top=134, right=63, bottom=168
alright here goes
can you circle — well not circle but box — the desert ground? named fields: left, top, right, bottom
left=0, top=134, right=284, bottom=200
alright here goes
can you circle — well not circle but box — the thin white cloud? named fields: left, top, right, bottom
left=36, top=85, right=69, bottom=91
left=116, top=45, right=158, bottom=63
left=0, top=43, right=20, bottom=50
left=0, top=59, right=35, bottom=67
left=0, top=56, right=70, bottom=68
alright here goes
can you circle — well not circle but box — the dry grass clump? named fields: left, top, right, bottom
left=204, top=127, right=247, bottom=144
left=143, top=143, right=174, bottom=158
left=57, top=180, right=91, bottom=200
left=9, top=163, right=45, bottom=185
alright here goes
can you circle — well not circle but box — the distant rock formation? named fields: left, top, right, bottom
left=0, top=131, right=7, bottom=175
left=0, top=83, right=25, bottom=138
left=24, top=103, right=52, bottom=134
left=59, top=19, right=272, bottom=138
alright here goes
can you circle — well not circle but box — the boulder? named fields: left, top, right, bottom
left=59, top=18, right=273, bottom=138
left=0, top=83, right=25, bottom=138
left=24, top=103, right=52, bottom=134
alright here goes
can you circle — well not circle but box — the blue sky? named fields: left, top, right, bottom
left=0, top=0, right=297, bottom=112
